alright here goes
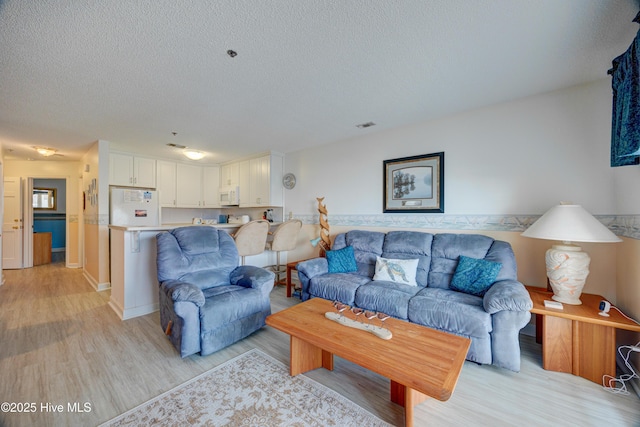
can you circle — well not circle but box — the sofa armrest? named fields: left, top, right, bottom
left=483, top=279, right=533, bottom=314
left=230, top=265, right=275, bottom=296
left=160, top=281, right=206, bottom=307
left=297, top=258, right=328, bottom=301
left=297, top=257, right=328, bottom=279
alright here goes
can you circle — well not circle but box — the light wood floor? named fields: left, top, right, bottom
left=0, top=263, right=638, bottom=427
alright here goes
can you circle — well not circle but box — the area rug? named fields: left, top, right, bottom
left=100, top=349, right=393, bottom=427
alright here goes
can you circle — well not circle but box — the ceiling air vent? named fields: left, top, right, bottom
left=167, top=143, right=187, bottom=149
left=356, top=122, right=376, bottom=129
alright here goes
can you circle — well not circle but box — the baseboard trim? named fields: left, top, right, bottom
left=109, top=298, right=158, bottom=321
left=83, top=271, right=110, bottom=292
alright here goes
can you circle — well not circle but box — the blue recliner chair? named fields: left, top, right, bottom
left=156, top=226, right=275, bottom=357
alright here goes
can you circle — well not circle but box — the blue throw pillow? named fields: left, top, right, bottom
left=326, top=246, right=357, bottom=273
left=451, top=255, right=502, bottom=297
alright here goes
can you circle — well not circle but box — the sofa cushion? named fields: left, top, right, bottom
left=451, top=256, right=502, bottom=297
left=428, top=233, right=497, bottom=289
left=326, top=246, right=358, bottom=273
left=373, top=256, right=419, bottom=286
left=354, top=280, right=422, bottom=319
left=381, top=231, right=433, bottom=286
left=408, top=287, right=492, bottom=337
left=308, top=273, right=372, bottom=305
left=332, top=230, right=385, bottom=277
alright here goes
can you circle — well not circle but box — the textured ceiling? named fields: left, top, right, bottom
left=1, top=0, right=639, bottom=163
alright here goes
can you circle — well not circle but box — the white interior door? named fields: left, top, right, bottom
left=3, top=177, right=23, bottom=269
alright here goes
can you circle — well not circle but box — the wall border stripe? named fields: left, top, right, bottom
left=294, top=214, right=640, bottom=240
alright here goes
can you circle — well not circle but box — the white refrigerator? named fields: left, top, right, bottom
left=110, top=187, right=160, bottom=226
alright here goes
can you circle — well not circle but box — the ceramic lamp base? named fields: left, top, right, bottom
left=545, top=244, right=590, bottom=305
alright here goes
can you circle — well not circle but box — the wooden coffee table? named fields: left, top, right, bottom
left=266, top=298, right=470, bottom=427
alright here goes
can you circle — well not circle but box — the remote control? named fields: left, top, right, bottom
left=544, top=300, right=563, bottom=310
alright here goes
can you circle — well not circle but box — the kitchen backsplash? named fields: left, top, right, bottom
left=161, top=207, right=284, bottom=224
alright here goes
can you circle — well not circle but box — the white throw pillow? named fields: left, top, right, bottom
left=373, top=256, right=419, bottom=286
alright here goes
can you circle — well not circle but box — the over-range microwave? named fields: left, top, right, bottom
left=219, top=186, right=240, bottom=206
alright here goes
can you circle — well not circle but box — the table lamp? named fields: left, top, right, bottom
left=521, top=203, right=621, bottom=305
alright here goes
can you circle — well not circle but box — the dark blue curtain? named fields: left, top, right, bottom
left=610, top=12, right=640, bottom=167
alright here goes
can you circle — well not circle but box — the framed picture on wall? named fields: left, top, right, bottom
left=383, top=152, right=444, bottom=213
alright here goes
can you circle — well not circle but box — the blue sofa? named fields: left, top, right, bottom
left=297, top=230, right=533, bottom=372
left=156, top=227, right=275, bottom=357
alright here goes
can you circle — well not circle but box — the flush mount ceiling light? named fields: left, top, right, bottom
left=183, top=149, right=205, bottom=160
left=34, top=146, right=57, bottom=156
left=356, top=122, right=376, bottom=128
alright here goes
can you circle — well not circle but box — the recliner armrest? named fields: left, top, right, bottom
left=160, top=281, right=206, bottom=307
left=230, top=266, right=275, bottom=294
left=483, top=280, right=533, bottom=314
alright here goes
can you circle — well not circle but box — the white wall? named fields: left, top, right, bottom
left=81, top=140, right=110, bottom=290
left=283, top=78, right=637, bottom=304
left=285, top=79, right=615, bottom=216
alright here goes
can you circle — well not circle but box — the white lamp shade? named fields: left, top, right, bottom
left=521, top=204, right=621, bottom=243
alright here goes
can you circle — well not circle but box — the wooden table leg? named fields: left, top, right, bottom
left=286, top=263, right=294, bottom=297
left=290, top=336, right=322, bottom=375
left=542, top=315, right=573, bottom=373
left=289, top=336, right=333, bottom=376
left=573, top=321, right=616, bottom=383
left=390, top=381, right=428, bottom=427
left=405, top=393, right=414, bottom=427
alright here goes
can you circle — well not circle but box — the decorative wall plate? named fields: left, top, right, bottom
left=282, top=173, right=296, bottom=189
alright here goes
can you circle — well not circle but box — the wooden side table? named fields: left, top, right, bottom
left=285, top=258, right=315, bottom=298
left=526, top=286, right=640, bottom=384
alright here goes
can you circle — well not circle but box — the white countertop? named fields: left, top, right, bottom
left=109, top=222, right=282, bottom=232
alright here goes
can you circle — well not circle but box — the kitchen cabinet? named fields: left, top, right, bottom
left=110, top=153, right=156, bottom=188
left=202, top=166, right=220, bottom=208
left=250, top=153, right=284, bottom=207
left=157, top=161, right=219, bottom=209
left=238, top=160, right=250, bottom=207
left=156, top=160, right=177, bottom=207
left=230, top=153, right=283, bottom=207
left=176, top=163, right=203, bottom=208
left=249, top=156, right=267, bottom=206
left=220, top=162, right=240, bottom=187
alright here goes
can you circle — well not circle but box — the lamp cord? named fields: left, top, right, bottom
left=602, top=341, right=640, bottom=395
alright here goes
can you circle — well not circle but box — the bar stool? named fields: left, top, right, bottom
left=265, top=219, right=302, bottom=284
left=231, top=220, right=270, bottom=265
